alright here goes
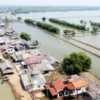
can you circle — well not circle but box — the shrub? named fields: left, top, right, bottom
left=20, top=32, right=31, bottom=41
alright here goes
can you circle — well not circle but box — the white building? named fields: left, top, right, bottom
left=20, top=71, right=46, bottom=91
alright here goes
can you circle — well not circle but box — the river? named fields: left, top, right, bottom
left=9, top=21, right=100, bottom=80
left=7, top=10, right=100, bottom=79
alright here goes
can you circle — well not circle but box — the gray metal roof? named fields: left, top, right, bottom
left=15, top=44, right=25, bottom=50
left=0, top=62, right=13, bottom=74
left=12, top=54, right=23, bottom=61
left=20, top=74, right=31, bottom=87
left=20, top=72, right=46, bottom=86
left=0, top=62, right=13, bottom=71
left=29, top=63, right=54, bottom=72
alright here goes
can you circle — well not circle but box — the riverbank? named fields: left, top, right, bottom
left=9, top=22, right=100, bottom=79
left=0, top=79, right=15, bottom=100
left=7, top=62, right=33, bottom=100
left=27, top=22, right=100, bottom=58
left=12, top=22, right=100, bottom=80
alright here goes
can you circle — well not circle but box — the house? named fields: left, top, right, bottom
left=46, top=80, right=65, bottom=98
left=24, top=41, right=38, bottom=49
left=65, top=79, right=89, bottom=96
left=0, top=38, right=6, bottom=45
left=28, top=63, right=55, bottom=74
left=0, top=62, right=13, bottom=74
left=0, top=23, right=6, bottom=28
left=11, top=53, right=23, bottom=62
left=2, top=45, right=15, bottom=51
left=15, top=44, right=25, bottom=51
left=46, top=78, right=89, bottom=99
left=5, top=29, right=15, bottom=36
left=9, top=37, right=28, bottom=46
left=11, top=49, right=43, bottom=62
left=20, top=71, right=46, bottom=91
left=23, top=55, right=45, bottom=65
left=3, top=46, right=15, bottom=54
left=0, top=29, right=5, bottom=36
left=23, top=55, right=59, bottom=65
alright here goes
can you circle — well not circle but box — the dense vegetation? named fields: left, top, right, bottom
left=24, top=19, right=60, bottom=34
left=64, top=29, right=75, bottom=36
left=20, top=32, right=31, bottom=41
left=24, top=19, right=36, bottom=25
left=91, top=26, right=99, bottom=34
left=36, top=21, right=60, bottom=34
left=49, top=18, right=86, bottom=30
left=62, top=52, right=92, bottom=74
left=90, top=21, right=100, bottom=27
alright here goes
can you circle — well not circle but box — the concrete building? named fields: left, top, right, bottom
left=20, top=71, right=46, bottom=91
left=46, top=78, right=89, bottom=99
left=0, top=62, right=13, bottom=75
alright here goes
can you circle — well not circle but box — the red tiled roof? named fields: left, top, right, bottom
left=46, top=85, right=57, bottom=96
left=46, top=79, right=89, bottom=96
left=24, top=55, right=45, bottom=65
left=65, top=83, right=75, bottom=90
left=66, top=79, right=89, bottom=90
left=72, top=79, right=89, bottom=89
left=53, top=80, right=65, bottom=92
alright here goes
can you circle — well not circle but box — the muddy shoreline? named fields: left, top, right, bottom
left=7, top=81, right=21, bottom=100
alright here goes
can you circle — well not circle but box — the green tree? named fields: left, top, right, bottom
left=91, top=26, right=98, bottom=35
left=62, top=52, right=92, bottom=74
left=42, top=17, right=46, bottom=21
left=17, top=16, right=22, bottom=21
left=20, top=32, right=31, bottom=41
left=72, top=31, right=75, bottom=36
left=64, top=29, right=75, bottom=36
left=49, top=18, right=86, bottom=30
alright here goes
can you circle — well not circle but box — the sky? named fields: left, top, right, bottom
left=0, top=0, right=100, bottom=6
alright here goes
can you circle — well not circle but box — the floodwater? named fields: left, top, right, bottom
left=10, top=10, right=100, bottom=79
left=74, top=35, right=100, bottom=49
left=0, top=79, right=15, bottom=100
left=9, top=22, right=100, bottom=79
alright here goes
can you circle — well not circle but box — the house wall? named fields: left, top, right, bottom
left=32, top=83, right=45, bottom=90
left=25, top=83, right=45, bottom=91
left=70, top=87, right=88, bottom=96
left=42, top=70, right=54, bottom=75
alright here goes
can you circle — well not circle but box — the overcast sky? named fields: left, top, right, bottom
left=0, top=0, right=100, bottom=6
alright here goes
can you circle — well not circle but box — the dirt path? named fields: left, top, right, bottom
left=8, top=67, right=33, bottom=100
left=79, top=72, right=100, bottom=83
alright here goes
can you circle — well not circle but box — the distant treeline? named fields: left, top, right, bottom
left=11, top=6, right=100, bottom=14
left=49, top=18, right=86, bottom=30
left=24, top=19, right=60, bottom=34
left=90, top=21, right=100, bottom=27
